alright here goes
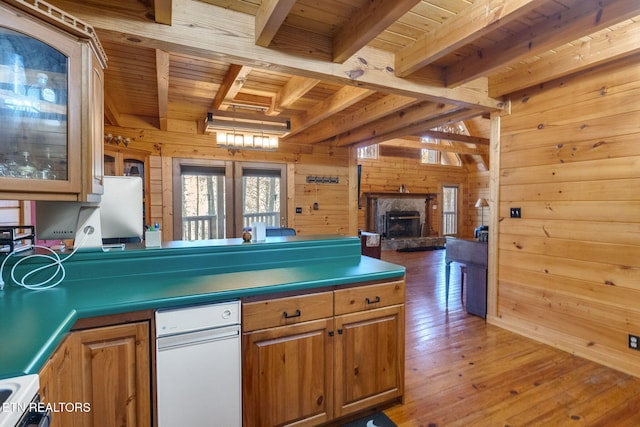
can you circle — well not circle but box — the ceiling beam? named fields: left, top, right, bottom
left=332, top=0, right=421, bottom=64
left=255, top=0, right=297, bottom=47
left=489, top=18, right=640, bottom=97
left=272, top=76, right=320, bottom=113
left=50, top=0, right=502, bottom=111
left=210, top=64, right=253, bottom=110
left=233, top=92, right=273, bottom=109
left=155, top=49, right=170, bottom=131
left=286, top=93, right=419, bottom=145
left=382, top=137, right=488, bottom=155
left=328, top=103, right=465, bottom=147
left=446, top=0, right=640, bottom=87
left=153, top=0, right=172, bottom=25
left=395, top=0, right=539, bottom=77
left=416, top=130, right=490, bottom=146
left=360, top=108, right=484, bottom=146
left=288, top=86, right=375, bottom=137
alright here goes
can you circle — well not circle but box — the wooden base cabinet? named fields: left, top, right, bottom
left=38, top=335, right=78, bottom=427
left=334, top=304, right=405, bottom=418
left=243, top=318, right=334, bottom=427
left=242, top=280, right=405, bottom=426
left=39, top=322, right=152, bottom=427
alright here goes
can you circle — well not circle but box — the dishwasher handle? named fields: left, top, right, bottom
left=157, top=324, right=240, bottom=352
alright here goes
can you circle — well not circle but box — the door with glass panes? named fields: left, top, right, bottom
left=174, top=160, right=232, bottom=240
left=442, top=185, right=459, bottom=236
left=173, top=159, right=286, bottom=239
left=234, top=163, right=287, bottom=236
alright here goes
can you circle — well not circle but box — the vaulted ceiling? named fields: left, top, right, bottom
left=48, top=0, right=640, bottom=168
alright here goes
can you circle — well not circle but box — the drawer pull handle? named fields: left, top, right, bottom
left=365, top=296, right=381, bottom=304
left=283, top=309, right=301, bottom=319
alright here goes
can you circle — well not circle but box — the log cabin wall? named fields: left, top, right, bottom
left=492, top=56, right=640, bottom=377
left=357, top=151, right=469, bottom=236
left=468, top=171, right=490, bottom=236
left=103, top=126, right=354, bottom=239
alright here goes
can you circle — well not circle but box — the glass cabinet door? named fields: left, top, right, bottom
left=0, top=1, right=106, bottom=201
left=0, top=26, right=69, bottom=182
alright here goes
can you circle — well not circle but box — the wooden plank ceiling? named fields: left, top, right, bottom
left=49, top=0, right=640, bottom=168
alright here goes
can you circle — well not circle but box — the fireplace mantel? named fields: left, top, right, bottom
left=364, top=192, right=438, bottom=200
left=363, top=192, right=439, bottom=236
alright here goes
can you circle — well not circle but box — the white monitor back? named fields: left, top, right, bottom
left=101, top=175, right=143, bottom=240
left=35, top=176, right=143, bottom=250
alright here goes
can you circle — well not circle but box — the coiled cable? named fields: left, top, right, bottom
left=0, top=231, right=89, bottom=291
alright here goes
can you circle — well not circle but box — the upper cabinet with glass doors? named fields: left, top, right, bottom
left=0, top=0, right=106, bottom=201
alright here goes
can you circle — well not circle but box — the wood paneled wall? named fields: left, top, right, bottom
left=112, top=126, right=487, bottom=240
left=467, top=171, right=490, bottom=234
left=357, top=153, right=471, bottom=236
left=103, top=126, right=355, bottom=238
left=492, top=56, right=640, bottom=377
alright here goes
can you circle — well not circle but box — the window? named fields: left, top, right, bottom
left=177, top=162, right=230, bottom=240
left=421, top=147, right=441, bottom=164
left=442, top=185, right=458, bottom=236
left=173, top=159, right=287, bottom=240
left=235, top=164, right=286, bottom=234
left=420, top=141, right=462, bottom=166
left=357, top=144, right=378, bottom=159
left=420, top=123, right=466, bottom=166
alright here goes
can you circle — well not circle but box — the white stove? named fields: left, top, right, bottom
left=0, top=374, right=48, bottom=427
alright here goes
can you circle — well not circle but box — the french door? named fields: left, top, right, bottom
left=173, top=159, right=286, bottom=239
left=234, top=162, right=287, bottom=236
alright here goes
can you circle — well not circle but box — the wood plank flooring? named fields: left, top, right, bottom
left=380, top=249, right=640, bottom=427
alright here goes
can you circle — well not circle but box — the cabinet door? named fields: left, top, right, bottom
left=39, top=336, right=81, bottom=427
left=0, top=3, right=106, bottom=201
left=243, top=318, right=334, bottom=427
left=70, top=322, right=151, bottom=427
left=83, top=46, right=104, bottom=200
left=334, top=304, right=405, bottom=418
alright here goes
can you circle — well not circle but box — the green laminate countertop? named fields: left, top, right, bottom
left=0, top=235, right=404, bottom=379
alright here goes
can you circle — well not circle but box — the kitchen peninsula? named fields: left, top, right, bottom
left=0, top=235, right=405, bottom=426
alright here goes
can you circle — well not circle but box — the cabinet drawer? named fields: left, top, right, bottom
left=243, top=291, right=334, bottom=331
left=334, top=280, right=405, bottom=315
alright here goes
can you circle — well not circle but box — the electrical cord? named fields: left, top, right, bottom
left=0, top=231, right=90, bottom=291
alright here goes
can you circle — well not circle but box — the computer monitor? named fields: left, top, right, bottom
left=35, top=176, right=143, bottom=251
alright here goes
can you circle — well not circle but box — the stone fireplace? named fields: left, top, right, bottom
left=363, top=192, right=445, bottom=250
left=384, top=210, right=421, bottom=238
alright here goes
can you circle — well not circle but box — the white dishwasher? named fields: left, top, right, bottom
left=156, top=300, right=241, bottom=427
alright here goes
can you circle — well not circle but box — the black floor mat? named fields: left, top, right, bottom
left=340, top=411, right=397, bottom=427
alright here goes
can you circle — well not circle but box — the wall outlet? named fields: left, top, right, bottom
left=629, top=334, right=640, bottom=350
left=510, top=207, right=522, bottom=218
left=295, top=207, right=302, bottom=214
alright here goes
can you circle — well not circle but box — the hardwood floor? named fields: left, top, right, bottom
left=380, top=249, right=640, bottom=427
